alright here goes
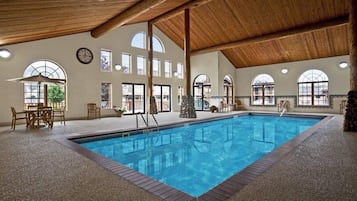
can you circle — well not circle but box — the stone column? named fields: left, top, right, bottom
left=344, top=0, right=357, bottom=131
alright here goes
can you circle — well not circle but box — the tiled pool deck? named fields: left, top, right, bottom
left=0, top=111, right=356, bottom=201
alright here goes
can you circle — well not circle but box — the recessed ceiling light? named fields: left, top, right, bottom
left=281, top=68, right=288, bottom=74
left=339, top=61, right=348, bottom=68
left=0, top=48, right=11, bottom=58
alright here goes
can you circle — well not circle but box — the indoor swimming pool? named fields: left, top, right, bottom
left=77, top=114, right=322, bottom=197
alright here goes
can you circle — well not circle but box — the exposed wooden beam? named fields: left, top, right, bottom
left=184, top=9, right=191, bottom=96
left=91, top=0, right=166, bottom=38
left=150, top=0, right=213, bottom=24
left=192, top=16, right=349, bottom=55
left=349, top=0, right=357, bottom=91
left=148, top=21, right=153, bottom=99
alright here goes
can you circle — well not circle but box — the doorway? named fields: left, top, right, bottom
left=193, top=74, right=211, bottom=111
left=122, top=83, right=145, bottom=114
left=153, top=85, right=171, bottom=112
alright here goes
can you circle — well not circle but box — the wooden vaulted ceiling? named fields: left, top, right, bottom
left=0, top=0, right=350, bottom=68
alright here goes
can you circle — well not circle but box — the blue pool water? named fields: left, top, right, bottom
left=80, top=115, right=321, bottom=197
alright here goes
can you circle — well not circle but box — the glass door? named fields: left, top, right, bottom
left=193, top=84, right=211, bottom=111
left=122, top=83, right=145, bottom=114
left=194, top=84, right=203, bottom=110
left=153, top=85, right=171, bottom=112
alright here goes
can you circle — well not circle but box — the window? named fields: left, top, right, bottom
left=224, top=75, right=234, bottom=105
left=101, top=83, right=112, bottom=109
left=193, top=74, right=211, bottom=111
left=164, top=61, right=172, bottom=78
left=100, top=49, right=112, bottom=72
left=121, top=53, right=131, bottom=74
left=177, top=86, right=184, bottom=105
left=131, top=32, right=146, bottom=49
left=298, top=69, right=329, bottom=106
left=251, top=74, right=275, bottom=105
left=137, top=56, right=146, bottom=75
left=153, top=58, right=161, bottom=77
left=23, top=60, right=66, bottom=108
left=153, top=35, right=165, bottom=53
left=131, top=32, right=165, bottom=53
left=177, top=63, right=184, bottom=79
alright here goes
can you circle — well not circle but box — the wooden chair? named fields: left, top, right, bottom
left=340, top=100, right=347, bottom=114
left=53, top=106, right=65, bottom=125
left=41, top=107, right=54, bottom=128
left=11, top=107, right=28, bottom=130
left=87, top=103, right=101, bottom=119
left=235, top=100, right=244, bottom=111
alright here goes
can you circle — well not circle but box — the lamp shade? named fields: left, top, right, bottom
left=0, top=48, right=11, bottom=58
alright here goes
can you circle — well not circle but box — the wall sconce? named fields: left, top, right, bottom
left=281, top=68, right=288, bottom=74
left=173, top=71, right=178, bottom=77
left=0, top=48, right=11, bottom=59
left=338, top=61, right=348, bottom=68
left=114, top=64, right=122, bottom=71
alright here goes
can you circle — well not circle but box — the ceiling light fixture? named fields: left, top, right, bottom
left=0, top=48, right=11, bottom=58
left=281, top=68, right=288, bottom=74
left=339, top=61, right=348, bottom=68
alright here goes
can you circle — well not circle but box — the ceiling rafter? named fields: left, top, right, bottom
left=91, top=0, right=166, bottom=38
left=191, top=16, right=349, bottom=55
left=150, top=0, right=213, bottom=24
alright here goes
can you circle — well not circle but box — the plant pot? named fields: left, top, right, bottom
left=116, top=111, right=123, bottom=117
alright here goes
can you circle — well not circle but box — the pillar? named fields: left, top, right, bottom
left=344, top=0, right=357, bottom=131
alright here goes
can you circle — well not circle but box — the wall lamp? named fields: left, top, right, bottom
left=338, top=61, right=348, bottom=68
left=281, top=68, right=288, bottom=74
left=173, top=71, right=178, bottom=77
left=0, top=48, right=11, bottom=59
left=114, top=64, right=122, bottom=71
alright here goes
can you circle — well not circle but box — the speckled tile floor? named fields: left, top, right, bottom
left=0, top=112, right=356, bottom=201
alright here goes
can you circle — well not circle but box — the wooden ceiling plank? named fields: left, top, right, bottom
left=191, top=16, right=349, bottom=55
left=150, top=0, right=213, bottom=24
left=91, top=0, right=166, bottom=38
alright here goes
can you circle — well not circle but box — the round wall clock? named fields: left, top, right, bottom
left=76, top=47, right=93, bottom=64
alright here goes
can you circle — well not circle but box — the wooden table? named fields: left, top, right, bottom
left=25, top=107, right=53, bottom=128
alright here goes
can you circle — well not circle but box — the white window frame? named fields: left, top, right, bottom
left=164, top=60, right=172, bottom=78
left=137, top=55, right=146, bottom=75
left=153, top=58, right=161, bottom=77
left=121, top=53, right=132, bottom=74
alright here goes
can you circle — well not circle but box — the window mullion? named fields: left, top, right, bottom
left=311, top=83, right=314, bottom=106
left=262, top=84, right=265, bottom=105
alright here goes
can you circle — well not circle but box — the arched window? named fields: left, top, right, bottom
left=223, top=75, right=234, bottom=105
left=131, top=32, right=165, bottom=53
left=193, top=74, right=211, bottom=111
left=251, top=74, right=275, bottom=105
left=131, top=32, right=146, bottom=49
left=298, top=69, right=328, bottom=106
left=23, top=60, right=66, bottom=108
left=153, top=35, right=165, bottom=53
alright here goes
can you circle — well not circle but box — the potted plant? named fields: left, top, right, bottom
left=114, top=106, right=126, bottom=117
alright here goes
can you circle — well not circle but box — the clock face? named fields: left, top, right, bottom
left=76, top=48, right=93, bottom=64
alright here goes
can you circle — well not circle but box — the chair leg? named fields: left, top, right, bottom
left=11, top=119, right=15, bottom=130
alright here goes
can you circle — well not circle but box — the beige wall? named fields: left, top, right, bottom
left=0, top=21, right=350, bottom=125
left=191, top=51, right=236, bottom=107
left=235, top=55, right=350, bottom=113
left=0, top=23, right=185, bottom=124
